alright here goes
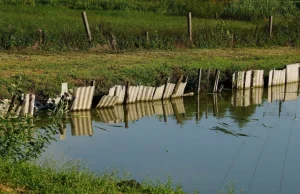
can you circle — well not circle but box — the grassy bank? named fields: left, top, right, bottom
left=0, top=158, right=189, bottom=194
left=0, top=47, right=299, bottom=99
left=0, top=2, right=299, bottom=51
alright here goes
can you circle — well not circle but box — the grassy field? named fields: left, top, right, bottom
left=0, top=2, right=299, bottom=51
left=0, top=47, right=299, bottom=99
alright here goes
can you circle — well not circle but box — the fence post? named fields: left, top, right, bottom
left=81, top=11, right=92, bottom=43
left=269, top=16, right=273, bottom=38
left=188, top=12, right=192, bottom=45
left=197, top=68, right=202, bottom=93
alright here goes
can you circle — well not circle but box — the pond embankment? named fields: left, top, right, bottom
left=0, top=48, right=299, bottom=100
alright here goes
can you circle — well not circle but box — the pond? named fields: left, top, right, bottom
left=39, top=84, right=300, bottom=194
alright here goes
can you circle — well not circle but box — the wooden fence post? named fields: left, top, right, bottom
left=197, top=68, right=202, bottom=93
left=81, top=11, right=92, bottom=43
left=162, top=77, right=170, bottom=99
left=269, top=16, right=273, bottom=38
left=188, top=12, right=192, bottom=45
left=124, top=81, right=130, bottom=104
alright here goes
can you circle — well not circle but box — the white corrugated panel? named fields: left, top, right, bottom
left=97, top=95, right=118, bottom=108
left=253, top=70, right=264, bottom=88
left=244, top=70, right=252, bottom=89
left=153, top=85, right=165, bottom=100
left=71, top=86, right=95, bottom=111
left=286, top=63, right=300, bottom=84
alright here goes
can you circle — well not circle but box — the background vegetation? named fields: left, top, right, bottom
left=0, top=0, right=299, bottom=51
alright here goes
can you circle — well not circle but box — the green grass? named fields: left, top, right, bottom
left=0, top=3, right=299, bottom=50
left=0, top=47, right=299, bottom=99
left=0, top=158, right=189, bottom=194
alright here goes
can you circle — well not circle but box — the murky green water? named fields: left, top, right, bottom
left=39, top=84, right=300, bottom=194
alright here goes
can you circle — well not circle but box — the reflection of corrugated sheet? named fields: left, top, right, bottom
left=71, top=111, right=93, bottom=136
left=171, top=98, right=185, bottom=114
left=153, top=101, right=163, bottom=115
left=162, top=83, right=175, bottom=99
left=162, top=100, right=174, bottom=116
left=244, top=89, right=251, bottom=107
left=286, top=63, right=299, bottom=84
left=270, top=85, right=285, bottom=102
left=153, top=85, right=165, bottom=100
left=252, top=88, right=263, bottom=105
left=96, top=105, right=124, bottom=124
left=284, top=83, right=298, bottom=101
left=71, top=86, right=95, bottom=111
left=127, top=104, right=140, bottom=122
left=97, top=95, right=118, bottom=108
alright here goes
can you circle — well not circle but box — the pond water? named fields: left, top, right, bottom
left=39, top=84, right=300, bottom=194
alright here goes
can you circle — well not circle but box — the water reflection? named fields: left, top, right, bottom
left=70, top=111, right=93, bottom=136
left=231, top=88, right=264, bottom=107
left=61, top=83, right=300, bottom=140
left=41, top=86, right=300, bottom=194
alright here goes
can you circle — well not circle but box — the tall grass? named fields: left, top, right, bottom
left=0, top=0, right=297, bottom=20
left=0, top=4, right=299, bottom=51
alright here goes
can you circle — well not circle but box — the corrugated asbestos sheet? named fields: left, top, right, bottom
left=97, top=95, right=118, bottom=108
left=152, top=85, right=165, bottom=100
left=71, top=86, right=95, bottom=111
left=172, top=82, right=187, bottom=98
left=252, top=70, right=264, bottom=88
left=233, top=70, right=264, bottom=89
left=162, top=83, right=175, bottom=99
left=126, top=86, right=139, bottom=103
left=2, top=94, right=36, bottom=116
left=71, top=111, right=93, bottom=136
left=115, top=85, right=126, bottom=104
left=286, top=63, right=300, bottom=84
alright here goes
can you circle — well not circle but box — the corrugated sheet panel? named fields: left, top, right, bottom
left=253, top=70, right=264, bottom=88
left=236, top=71, right=245, bottom=90
left=272, top=69, right=286, bottom=86
left=162, top=83, right=175, bottom=99
left=244, top=70, right=252, bottom=89
left=115, top=85, right=126, bottom=104
left=126, top=86, right=139, bottom=103
left=108, top=86, right=116, bottom=96
left=232, top=72, right=237, bottom=89
left=71, top=111, right=93, bottom=136
left=71, top=86, right=95, bottom=111
left=268, top=70, right=274, bottom=87
left=97, top=95, right=118, bottom=108
left=153, top=85, right=165, bottom=100
left=286, top=63, right=300, bottom=84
